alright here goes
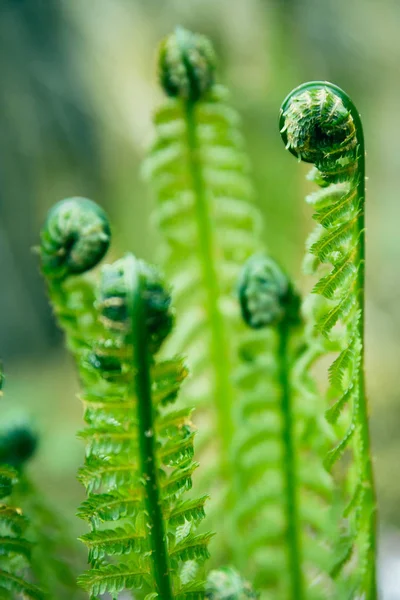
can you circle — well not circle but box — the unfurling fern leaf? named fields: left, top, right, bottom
left=236, top=254, right=338, bottom=600
left=0, top=465, right=44, bottom=600
left=144, top=26, right=265, bottom=561
left=280, top=82, right=377, bottom=598
left=0, top=367, right=44, bottom=600
left=0, top=422, right=81, bottom=599
left=39, top=198, right=211, bottom=599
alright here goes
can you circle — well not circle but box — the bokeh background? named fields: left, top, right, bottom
left=1, top=0, right=399, bottom=597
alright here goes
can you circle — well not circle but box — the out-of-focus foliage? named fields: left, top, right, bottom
left=1, top=0, right=400, bottom=595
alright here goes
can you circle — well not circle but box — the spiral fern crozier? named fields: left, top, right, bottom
left=280, top=82, right=377, bottom=598
left=40, top=198, right=211, bottom=598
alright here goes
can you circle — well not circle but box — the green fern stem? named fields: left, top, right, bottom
left=128, top=260, right=173, bottom=600
left=184, top=100, right=234, bottom=478
left=353, top=122, right=377, bottom=598
left=280, top=81, right=377, bottom=596
left=278, top=320, right=304, bottom=599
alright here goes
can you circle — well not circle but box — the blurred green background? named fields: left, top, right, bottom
left=1, top=0, right=399, bottom=595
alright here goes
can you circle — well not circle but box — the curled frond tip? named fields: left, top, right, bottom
left=158, top=27, right=216, bottom=102
left=238, top=254, right=299, bottom=329
left=279, top=82, right=359, bottom=173
left=99, top=255, right=173, bottom=353
left=40, top=197, right=111, bottom=279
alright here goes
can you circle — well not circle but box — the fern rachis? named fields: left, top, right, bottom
left=280, top=81, right=377, bottom=598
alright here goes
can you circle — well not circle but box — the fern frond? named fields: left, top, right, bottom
left=0, top=570, right=43, bottom=600
left=235, top=254, right=336, bottom=599
left=0, top=383, right=75, bottom=599
left=280, top=81, right=377, bottom=596
left=144, top=28, right=266, bottom=564
left=39, top=198, right=211, bottom=598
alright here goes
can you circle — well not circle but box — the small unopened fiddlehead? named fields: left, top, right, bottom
left=0, top=426, right=38, bottom=469
left=238, top=253, right=299, bottom=329
left=40, top=197, right=111, bottom=280
left=39, top=197, right=112, bottom=365
left=280, top=82, right=377, bottom=598
left=159, top=27, right=216, bottom=102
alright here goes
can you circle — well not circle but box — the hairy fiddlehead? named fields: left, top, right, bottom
left=144, top=27, right=265, bottom=557
left=280, top=82, right=377, bottom=597
left=236, top=254, right=336, bottom=599
left=40, top=198, right=211, bottom=598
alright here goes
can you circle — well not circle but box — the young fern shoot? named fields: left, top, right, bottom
left=237, top=255, right=338, bottom=599
left=0, top=372, right=44, bottom=600
left=144, top=27, right=265, bottom=555
left=39, top=198, right=212, bottom=599
left=280, top=82, right=377, bottom=597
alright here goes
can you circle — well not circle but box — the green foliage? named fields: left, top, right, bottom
left=280, top=82, right=377, bottom=598
left=0, top=422, right=80, bottom=599
left=144, top=26, right=266, bottom=562
left=205, top=567, right=259, bottom=599
left=0, top=465, right=43, bottom=600
left=236, top=254, right=337, bottom=599
left=39, top=197, right=211, bottom=598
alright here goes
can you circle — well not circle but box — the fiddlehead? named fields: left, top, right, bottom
left=40, top=197, right=110, bottom=279
left=39, top=197, right=111, bottom=369
left=40, top=200, right=211, bottom=598
left=235, top=254, right=336, bottom=599
left=144, top=27, right=265, bottom=560
left=159, top=26, right=216, bottom=102
left=280, top=82, right=377, bottom=598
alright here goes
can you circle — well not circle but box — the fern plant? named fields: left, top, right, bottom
left=39, top=197, right=212, bottom=599
left=144, top=26, right=267, bottom=559
left=237, top=254, right=338, bottom=599
left=0, top=420, right=80, bottom=599
left=280, top=82, right=377, bottom=598
left=0, top=371, right=44, bottom=600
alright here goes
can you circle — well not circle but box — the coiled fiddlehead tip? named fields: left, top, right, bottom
left=0, top=424, right=38, bottom=469
left=99, top=255, right=173, bottom=354
left=40, top=197, right=111, bottom=279
left=238, top=254, right=300, bottom=329
left=158, top=26, right=216, bottom=102
left=206, top=567, right=259, bottom=599
left=279, top=81, right=358, bottom=170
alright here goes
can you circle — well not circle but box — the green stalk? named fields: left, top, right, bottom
left=128, top=262, right=173, bottom=600
left=278, top=321, right=304, bottom=599
left=353, top=114, right=378, bottom=599
left=184, top=101, right=234, bottom=482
